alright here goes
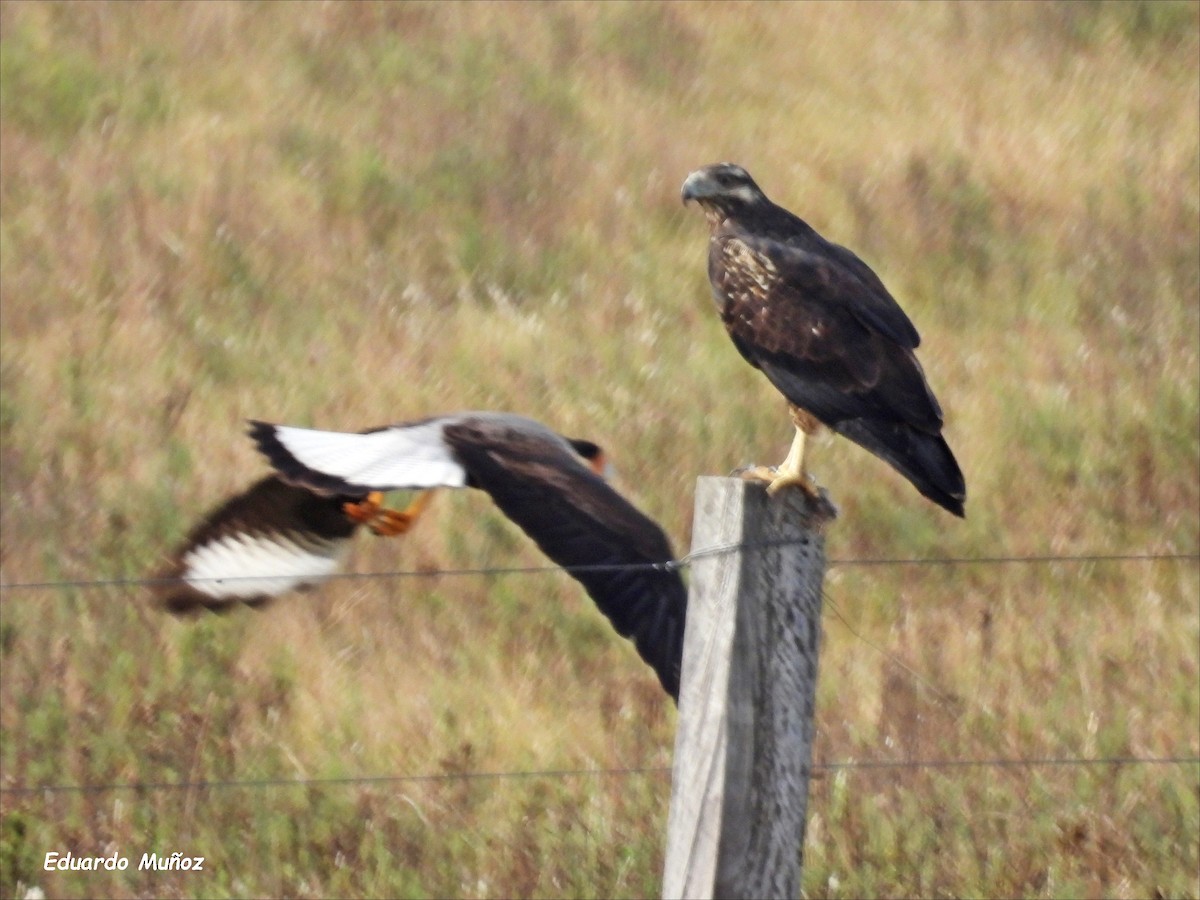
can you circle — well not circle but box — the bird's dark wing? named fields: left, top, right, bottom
left=155, top=475, right=360, bottom=613
left=815, top=239, right=921, bottom=349
left=727, top=229, right=922, bottom=350
left=714, top=234, right=944, bottom=430
left=442, top=420, right=688, bottom=701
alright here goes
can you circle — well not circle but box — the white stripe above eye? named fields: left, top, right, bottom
left=270, top=422, right=468, bottom=491
left=181, top=531, right=349, bottom=600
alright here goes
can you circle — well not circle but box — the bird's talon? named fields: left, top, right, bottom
left=357, top=490, right=433, bottom=538
left=343, top=492, right=384, bottom=524
left=367, top=509, right=415, bottom=536
left=342, top=492, right=416, bottom=535
left=730, top=465, right=820, bottom=499
left=766, top=471, right=821, bottom=499
left=731, top=464, right=777, bottom=484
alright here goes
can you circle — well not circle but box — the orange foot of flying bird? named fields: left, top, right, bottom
left=343, top=490, right=433, bottom=536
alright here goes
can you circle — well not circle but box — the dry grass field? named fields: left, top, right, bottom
left=1, top=2, right=1197, bottom=898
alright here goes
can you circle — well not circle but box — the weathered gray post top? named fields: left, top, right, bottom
left=663, top=476, right=836, bottom=900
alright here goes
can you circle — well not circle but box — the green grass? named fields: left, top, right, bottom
left=1, top=1, right=1198, bottom=898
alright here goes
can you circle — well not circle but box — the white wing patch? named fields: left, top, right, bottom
left=180, top=531, right=349, bottom=601
left=271, top=422, right=468, bottom=490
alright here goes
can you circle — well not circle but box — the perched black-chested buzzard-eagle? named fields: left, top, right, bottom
left=155, top=412, right=687, bottom=700
left=681, top=162, right=966, bottom=517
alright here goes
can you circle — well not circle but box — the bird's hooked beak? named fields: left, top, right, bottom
left=680, top=169, right=716, bottom=205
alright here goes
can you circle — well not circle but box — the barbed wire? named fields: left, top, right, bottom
left=827, top=551, right=1200, bottom=568
left=3, top=754, right=1195, bottom=798
left=0, top=545, right=1196, bottom=594
left=2, top=546, right=1195, bottom=801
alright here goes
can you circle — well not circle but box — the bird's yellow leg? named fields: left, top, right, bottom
left=766, top=406, right=822, bottom=498
left=734, top=429, right=812, bottom=493
left=343, top=491, right=434, bottom=536
left=766, top=426, right=811, bottom=496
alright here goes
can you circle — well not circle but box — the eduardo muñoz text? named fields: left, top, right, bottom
left=45, top=851, right=204, bottom=872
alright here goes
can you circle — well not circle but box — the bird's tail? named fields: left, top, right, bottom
left=835, top=419, right=966, bottom=517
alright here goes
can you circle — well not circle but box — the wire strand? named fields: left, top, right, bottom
left=3, top=755, right=1194, bottom=797
left=1, top=548, right=1196, bottom=593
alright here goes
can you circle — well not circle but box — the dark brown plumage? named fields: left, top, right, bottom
left=682, top=162, right=966, bottom=517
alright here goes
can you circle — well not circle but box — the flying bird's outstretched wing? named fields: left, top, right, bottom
left=251, top=412, right=688, bottom=699
left=682, top=162, right=966, bottom=516
left=153, top=475, right=365, bottom=613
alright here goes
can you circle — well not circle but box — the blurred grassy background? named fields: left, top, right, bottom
left=1, top=1, right=1197, bottom=897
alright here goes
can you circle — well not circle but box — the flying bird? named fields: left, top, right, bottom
left=681, top=162, right=966, bottom=517
left=156, top=412, right=687, bottom=700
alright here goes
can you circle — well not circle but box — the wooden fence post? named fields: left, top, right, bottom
left=662, top=476, right=836, bottom=900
